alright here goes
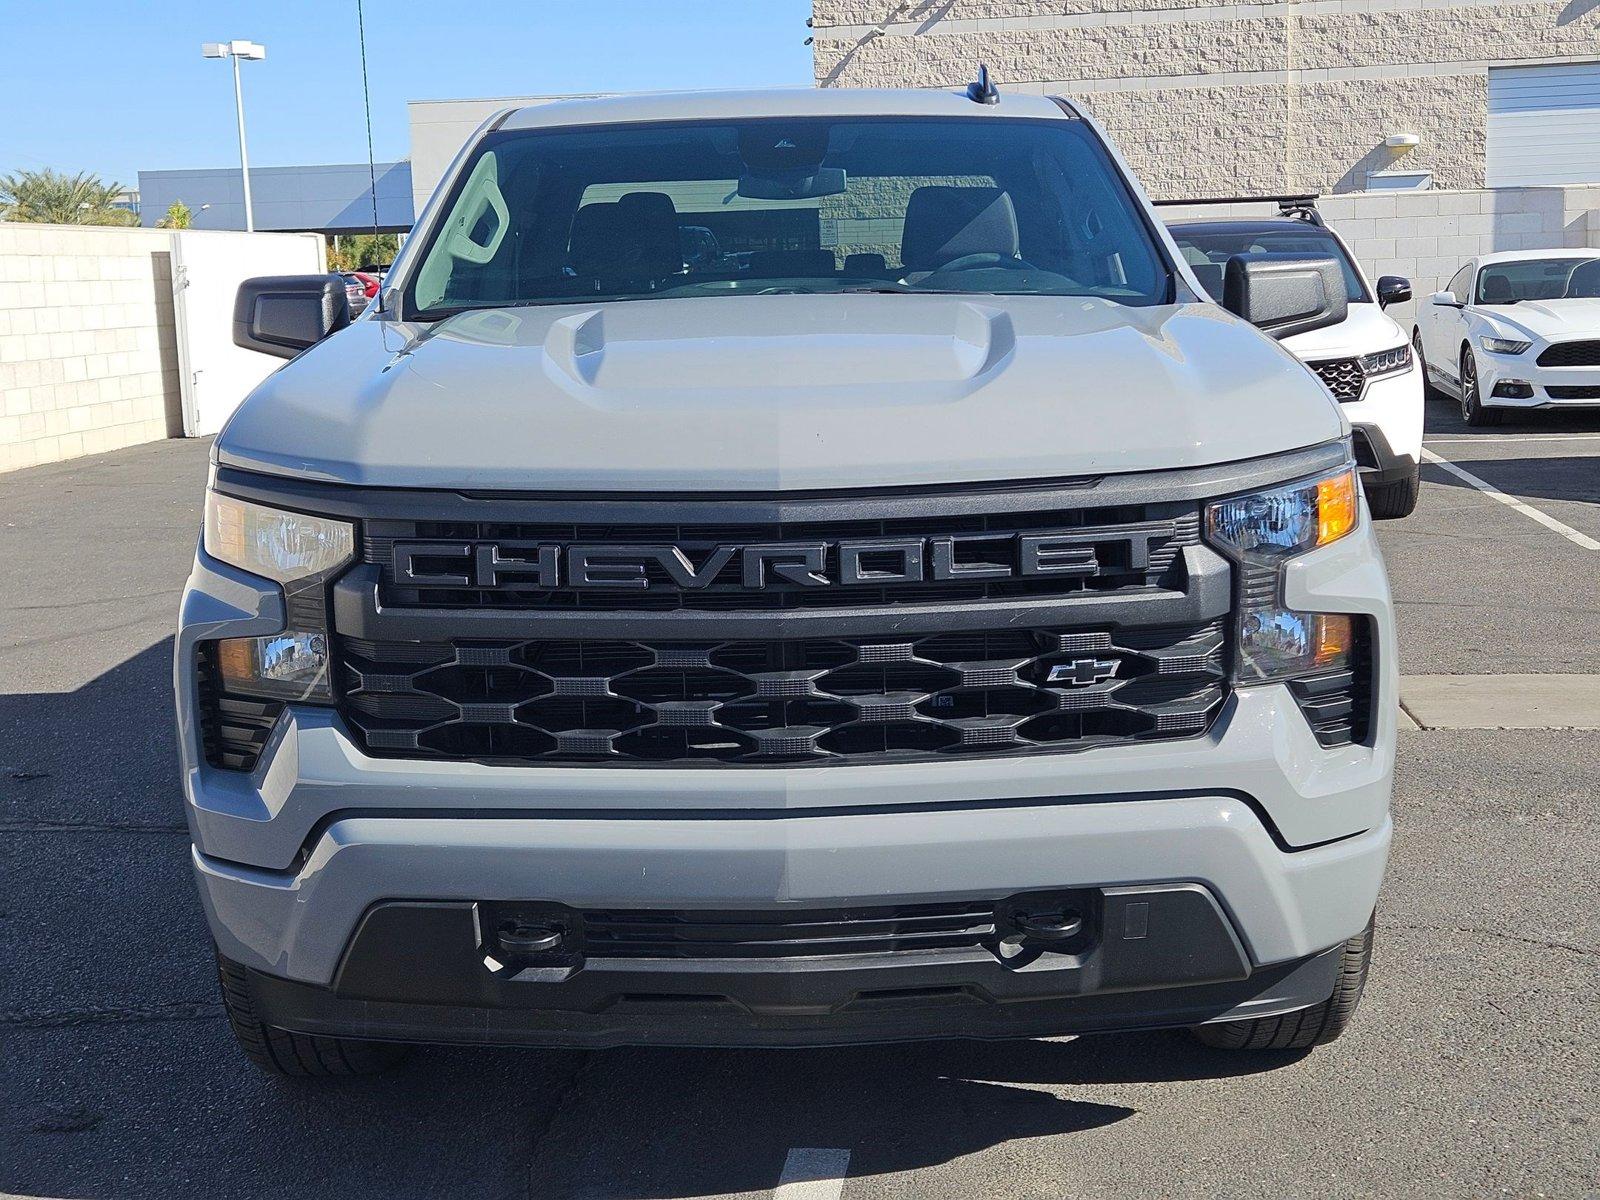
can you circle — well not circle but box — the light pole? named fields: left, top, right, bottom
left=201, top=40, right=266, bottom=232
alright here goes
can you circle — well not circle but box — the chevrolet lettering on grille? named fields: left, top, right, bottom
left=391, top=530, right=1175, bottom=593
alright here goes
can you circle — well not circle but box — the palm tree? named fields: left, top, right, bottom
left=0, top=168, right=138, bottom=226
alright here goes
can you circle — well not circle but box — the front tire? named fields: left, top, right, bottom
left=1191, top=917, right=1373, bottom=1051
left=216, top=953, right=410, bottom=1077
left=1365, top=464, right=1421, bottom=519
left=1459, top=346, right=1503, bottom=427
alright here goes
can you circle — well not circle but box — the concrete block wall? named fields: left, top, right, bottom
left=0, top=223, right=182, bottom=473
left=1161, top=185, right=1600, bottom=326
left=811, top=0, right=1598, bottom=199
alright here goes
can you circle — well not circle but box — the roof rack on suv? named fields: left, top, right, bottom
left=1150, top=193, right=1324, bottom=226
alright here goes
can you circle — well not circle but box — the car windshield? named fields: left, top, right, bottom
left=403, top=117, right=1172, bottom=318
left=1476, top=258, right=1600, bottom=304
left=1167, top=224, right=1369, bottom=304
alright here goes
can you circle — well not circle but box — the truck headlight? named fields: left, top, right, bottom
left=204, top=492, right=354, bottom=584
left=215, top=631, right=332, bottom=703
left=1479, top=336, right=1531, bottom=355
left=1206, top=466, right=1359, bottom=683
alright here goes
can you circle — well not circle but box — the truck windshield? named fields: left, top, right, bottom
left=404, top=117, right=1172, bottom=318
left=1168, top=224, right=1369, bottom=304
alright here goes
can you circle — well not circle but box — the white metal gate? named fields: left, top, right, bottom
left=170, top=229, right=325, bottom=436
left=1487, top=63, right=1600, bottom=188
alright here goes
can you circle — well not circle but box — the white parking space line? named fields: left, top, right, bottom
left=1420, top=448, right=1600, bottom=551
left=1424, top=434, right=1600, bottom=444
left=775, top=1148, right=852, bottom=1199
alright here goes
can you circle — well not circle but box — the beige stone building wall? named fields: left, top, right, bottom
left=811, top=0, right=1598, bottom=199
left=0, top=223, right=182, bottom=473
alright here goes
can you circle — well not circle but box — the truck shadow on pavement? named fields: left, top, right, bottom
left=0, top=638, right=1305, bottom=1200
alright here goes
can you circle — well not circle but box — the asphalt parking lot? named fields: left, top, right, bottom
left=2, top=399, right=1597, bottom=1200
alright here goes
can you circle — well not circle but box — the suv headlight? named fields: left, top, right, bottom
left=1358, top=343, right=1412, bottom=378
left=204, top=492, right=354, bottom=583
left=1206, top=466, right=1359, bottom=683
left=1479, top=336, right=1531, bottom=355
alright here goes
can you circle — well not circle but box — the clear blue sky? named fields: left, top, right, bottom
left=0, top=0, right=814, bottom=187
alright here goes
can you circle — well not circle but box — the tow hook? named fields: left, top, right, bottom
left=496, top=922, right=565, bottom=957
left=1013, top=910, right=1083, bottom=942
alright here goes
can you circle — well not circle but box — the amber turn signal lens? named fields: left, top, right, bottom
left=1316, top=469, right=1359, bottom=548
left=1312, top=613, right=1353, bottom=669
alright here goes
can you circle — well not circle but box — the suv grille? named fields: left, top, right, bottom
left=1307, top=357, right=1364, bottom=401
left=362, top=506, right=1199, bottom=612
left=1537, top=340, right=1600, bottom=367
left=337, top=621, right=1225, bottom=765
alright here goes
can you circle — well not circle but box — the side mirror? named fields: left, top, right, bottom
left=1222, top=253, right=1347, bottom=340
left=1376, top=275, right=1412, bottom=308
left=1430, top=290, right=1461, bottom=308
left=233, top=275, right=351, bottom=359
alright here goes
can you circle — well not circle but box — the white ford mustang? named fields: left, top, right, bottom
left=1413, top=249, right=1600, bottom=426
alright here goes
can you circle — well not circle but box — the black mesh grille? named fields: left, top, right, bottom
left=197, top=644, right=283, bottom=772
left=1307, top=357, right=1364, bottom=401
left=362, top=506, right=1199, bottom=612
left=336, top=621, right=1227, bottom=766
left=581, top=903, right=1002, bottom=958
left=1537, top=341, right=1600, bottom=367
left=1545, top=384, right=1600, bottom=399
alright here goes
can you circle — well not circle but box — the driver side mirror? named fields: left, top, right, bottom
left=233, top=275, right=351, bottom=359
left=1430, top=290, right=1461, bottom=309
left=1376, top=275, right=1412, bottom=309
left=1222, top=253, right=1347, bottom=340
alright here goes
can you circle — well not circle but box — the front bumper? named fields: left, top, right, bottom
left=222, top=889, right=1353, bottom=1048
left=178, top=488, right=1395, bottom=1047
left=1477, top=352, right=1600, bottom=409
left=1341, top=366, right=1424, bottom=484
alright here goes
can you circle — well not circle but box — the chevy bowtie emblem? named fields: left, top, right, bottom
left=1047, top=658, right=1119, bottom=686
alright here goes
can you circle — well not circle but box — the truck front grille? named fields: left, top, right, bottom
left=337, top=621, right=1226, bottom=766
left=361, top=506, right=1199, bottom=612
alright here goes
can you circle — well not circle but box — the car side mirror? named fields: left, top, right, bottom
left=1376, top=275, right=1412, bottom=309
left=1430, top=290, right=1461, bottom=308
left=233, top=275, right=351, bottom=359
left=1222, top=253, right=1347, bottom=340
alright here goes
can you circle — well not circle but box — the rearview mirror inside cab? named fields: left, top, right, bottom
left=233, top=275, right=351, bottom=359
left=1221, top=253, right=1347, bottom=340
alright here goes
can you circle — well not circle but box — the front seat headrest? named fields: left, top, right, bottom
left=1478, top=272, right=1514, bottom=305
left=900, top=186, right=1019, bottom=272
left=569, top=191, right=683, bottom=284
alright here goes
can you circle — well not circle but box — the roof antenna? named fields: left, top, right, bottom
left=966, top=63, right=1000, bottom=105
left=356, top=0, right=384, bottom=314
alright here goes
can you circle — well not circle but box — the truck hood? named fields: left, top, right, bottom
left=216, top=293, right=1345, bottom=491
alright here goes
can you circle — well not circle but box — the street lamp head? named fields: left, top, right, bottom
left=201, top=39, right=266, bottom=60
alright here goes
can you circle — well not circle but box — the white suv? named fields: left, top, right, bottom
left=1169, top=213, right=1424, bottom=518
